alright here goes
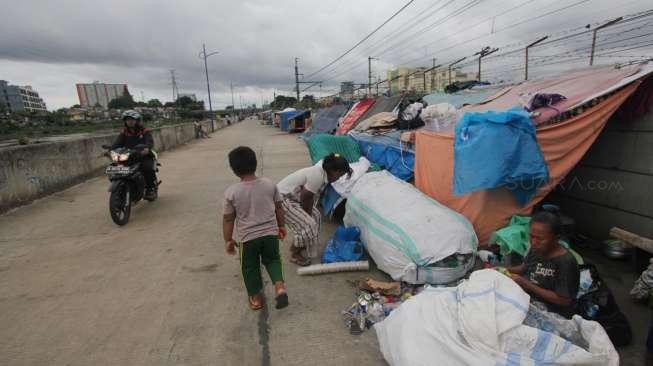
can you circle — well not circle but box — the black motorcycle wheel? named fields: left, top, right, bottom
left=109, top=184, right=131, bottom=225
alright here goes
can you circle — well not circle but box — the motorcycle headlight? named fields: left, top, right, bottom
left=118, top=153, right=130, bottom=162
left=110, top=151, right=120, bottom=162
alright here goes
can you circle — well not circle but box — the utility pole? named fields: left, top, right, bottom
left=140, top=91, right=145, bottom=103
left=170, top=69, right=178, bottom=103
left=295, top=57, right=301, bottom=102
left=230, top=82, right=235, bottom=111
left=431, top=58, right=437, bottom=91
left=590, top=17, right=623, bottom=66
left=293, top=58, right=322, bottom=102
left=448, top=57, right=467, bottom=86
left=525, top=36, right=548, bottom=81
left=368, top=57, right=378, bottom=96
left=475, top=46, right=499, bottom=82
left=199, top=43, right=219, bottom=131
left=376, top=75, right=380, bottom=96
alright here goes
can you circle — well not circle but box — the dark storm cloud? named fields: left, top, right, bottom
left=1, top=0, right=650, bottom=108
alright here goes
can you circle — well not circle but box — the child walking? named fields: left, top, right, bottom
left=223, top=146, right=289, bottom=311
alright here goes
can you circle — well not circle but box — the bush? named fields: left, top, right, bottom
left=18, top=136, right=29, bottom=145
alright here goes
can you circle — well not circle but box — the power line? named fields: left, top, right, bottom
left=304, top=0, right=416, bottom=79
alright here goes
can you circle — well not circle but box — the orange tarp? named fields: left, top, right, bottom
left=415, top=81, right=641, bottom=245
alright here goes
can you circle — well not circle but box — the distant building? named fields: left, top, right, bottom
left=76, top=82, right=129, bottom=109
left=387, top=67, right=476, bottom=93
left=178, top=93, right=197, bottom=102
left=340, top=81, right=355, bottom=101
left=0, top=80, right=47, bottom=113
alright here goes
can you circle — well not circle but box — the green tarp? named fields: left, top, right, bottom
left=490, top=215, right=583, bottom=264
left=306, top=134, right=381, bottom=172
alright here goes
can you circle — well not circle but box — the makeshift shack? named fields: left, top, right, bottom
left=280, top=109, right=311, bottom=132
left=273, top=107, right=295, bottom=128
left=414, top=64, right=653, bottom=244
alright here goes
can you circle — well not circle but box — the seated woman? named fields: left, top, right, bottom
left=277, top=154, right=352, bottom=266
left=508, top=211, right=580, bottom=318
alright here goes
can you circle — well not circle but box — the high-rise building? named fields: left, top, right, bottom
left=76, top=82, right=129, bottom=109
left=0, top=80, right=47, bottom=113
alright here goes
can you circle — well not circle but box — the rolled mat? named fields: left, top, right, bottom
left=296, top=261, right=370, bottom=276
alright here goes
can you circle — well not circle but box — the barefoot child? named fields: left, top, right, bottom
left=223, top=146, right=288, bottom=310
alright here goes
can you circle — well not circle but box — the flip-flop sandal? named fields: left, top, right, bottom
left=275, top=292, right=289, bottom=309
left=290, top=256, right=311, bottom=267
left=248, top=296, right=263, bottom=311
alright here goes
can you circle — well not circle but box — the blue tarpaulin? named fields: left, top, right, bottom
left=280, top=109, right=310, bottom=132
left=349, top=131, right=414, bottom=181
left=453, top=108, right=549, bottom=206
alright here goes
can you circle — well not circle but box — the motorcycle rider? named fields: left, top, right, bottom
left=111, top=110, right=157, bottom=200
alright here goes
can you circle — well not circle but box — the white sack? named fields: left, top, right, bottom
left=375, top=269, right=619, bottom=366
left=344, top=170, right=477, bottom=284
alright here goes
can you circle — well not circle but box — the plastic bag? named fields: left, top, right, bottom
left=321, top=226, right=364, bottom=263
left=631, top=258, right=653, bottom=301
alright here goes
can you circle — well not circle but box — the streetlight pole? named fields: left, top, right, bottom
left=199, top=43, right=219, bottom=131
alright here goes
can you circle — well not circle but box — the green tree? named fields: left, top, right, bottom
left=108, top=91, right=136, bottom=109
left=300, top=94, right=317, bottom=109
left=146, top=99, right=163, bottom=108
left=271, top=95, right=297, bottom=109
left=175, top=96, right=205, bottom=110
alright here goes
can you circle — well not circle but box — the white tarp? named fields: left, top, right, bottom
left=343, top=171, right=478, bottom=284
left=330, top=157, right=370, bottom=196
left=375, top=269, right=619, bottom=366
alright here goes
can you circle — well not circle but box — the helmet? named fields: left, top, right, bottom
left=121, top=110, right=142, bottom=121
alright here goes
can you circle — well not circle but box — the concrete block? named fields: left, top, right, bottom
left=552, top=193, right=653, bottom=240
left=558, top=166, right=653, bottom=218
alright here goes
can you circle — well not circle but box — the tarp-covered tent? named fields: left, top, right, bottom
left=301, top=104, right=349, bottom=140
left=341, top=95, right=412, bottom=180
left=354, top=95, right=403, bottom=130
left=415, top=64, right=653, bottom=244
left=274, top=108, right=296, bottom=128
left=349, top=130, right=414, bottom=181
left=337, top=99, right=375, bottom=135
left=280, top=109, right=310, bottom=132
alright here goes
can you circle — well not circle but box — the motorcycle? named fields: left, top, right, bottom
left=102, top=144, right=160, bottom=225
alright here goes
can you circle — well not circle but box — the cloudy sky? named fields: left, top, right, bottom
left=1, top=0, right=651, bottom=110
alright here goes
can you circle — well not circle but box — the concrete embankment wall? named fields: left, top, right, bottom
left=0, top=120, right=225, bottom=213
left=552, top=109, right=653, bottom=240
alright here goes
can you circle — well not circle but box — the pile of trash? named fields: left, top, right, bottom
left=342, top=278, right=423, bottom=335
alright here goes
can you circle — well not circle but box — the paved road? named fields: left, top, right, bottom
left=0, top=119, right=385, bottom=366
